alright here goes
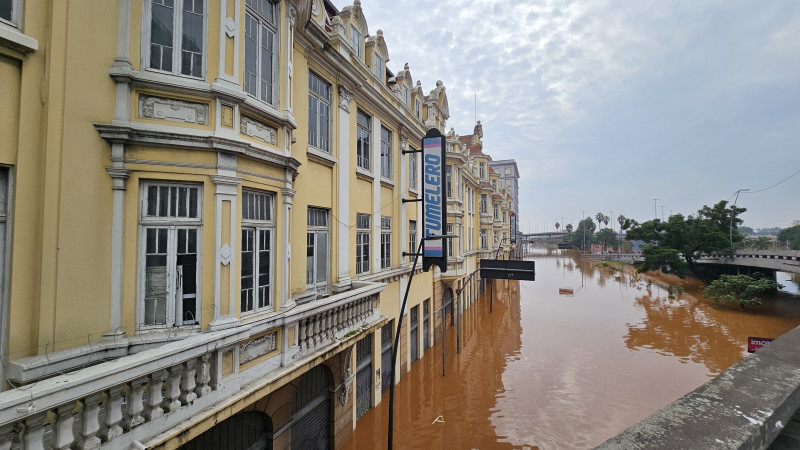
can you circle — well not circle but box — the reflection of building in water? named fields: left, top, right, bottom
left=0, top=1, right=519, bottom=447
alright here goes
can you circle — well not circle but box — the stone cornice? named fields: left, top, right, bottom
left=94, top=123, right=301, bottom=179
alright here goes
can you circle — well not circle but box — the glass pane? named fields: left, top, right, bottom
left=189, top=187, right=198, bottom=218
left=158, top=186, right=169, bottom=217
left=147, top=186, right=158, bottom=216
left=307, top=233, right=314, bottom=285
left=244, top=14, right=258, bottom=97
left=144, top=228, right=168, bottom=326
left=181, top=4, right=203, bottom=53
left=151, top=2, right=173, bottom=47
left=0, top=0, right=12, bottom=21
left=316, top=232, right=327, bottom=284
left=178, top=187, right=187, bottom=217
left=241, top=229, right=254, bottom=312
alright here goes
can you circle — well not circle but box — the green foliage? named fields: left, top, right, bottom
left=595, top=228, right=618, bottom=250
left=565, top=223, right=573, bottom=233
left=625, top=200, right=745, bottom=279
left=777, top=225, right=800, bottom=250
left=739, top=226, right=755, bottom=235
left=637, top=245, right=687, bottom=276
left=702, top=274, right=782, bottom=307
left=753, top=236, right=772, bottom=250
left=570, top=217, right=596, bottom=250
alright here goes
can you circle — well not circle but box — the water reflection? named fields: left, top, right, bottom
left=344, top=249, right=800, bottom=449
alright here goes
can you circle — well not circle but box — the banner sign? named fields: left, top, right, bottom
left=510, top=213, right=517, bottom=243
left=422, top=128, right=447, bottom=272
left=747, top=336, right=773, bottom=353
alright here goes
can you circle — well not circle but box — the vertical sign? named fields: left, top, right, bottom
left=510, top=213, right=517, bottom=243
left=422, top=128, right=447, bottom=272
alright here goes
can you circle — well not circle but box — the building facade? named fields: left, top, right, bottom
left=0, top=0, right=517, bottom=448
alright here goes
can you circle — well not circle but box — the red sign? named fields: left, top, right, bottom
left=747, top=337, right=774, bottom=353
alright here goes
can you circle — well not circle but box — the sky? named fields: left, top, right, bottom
left=344, top=0, right=800, bottom=232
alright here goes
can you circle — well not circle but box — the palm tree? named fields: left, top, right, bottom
left=555, top=222, right=560, bottom=231
left=566, top=224, right=573, bottom=233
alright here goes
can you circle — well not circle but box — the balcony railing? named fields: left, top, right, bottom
left=0, top=281, right=384, bottom=449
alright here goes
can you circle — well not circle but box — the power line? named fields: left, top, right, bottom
left=744, top=167, right=800, bottom=194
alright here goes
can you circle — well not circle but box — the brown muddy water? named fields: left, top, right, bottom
left=343, top=248, right=800, bottom=449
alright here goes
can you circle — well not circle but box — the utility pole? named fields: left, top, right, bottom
left=729, top=189, right=749, bottom=258
left=653, top=198, right=659, bottom=220
left=582, top=210, right=586, bottom=251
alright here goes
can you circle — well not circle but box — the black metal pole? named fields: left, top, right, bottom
left=388, top=237, right=425, bottom=450
left=456, top=280, right=461, bottom=354
left=490, top=279, right=494, bottom=313
left=441, top=302, right=446, bottom=377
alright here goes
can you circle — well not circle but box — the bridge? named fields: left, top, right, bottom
left=697, top=249, right=800, bottom=274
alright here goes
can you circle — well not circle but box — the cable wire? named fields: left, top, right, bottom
left=743, top=167, right=800, bottom=194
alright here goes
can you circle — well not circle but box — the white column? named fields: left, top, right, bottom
left=208, top=153, right=241, bottom=331
left=335, top=85, right=353, bottom=290
left=214, top=0, right=241, bottom=90
left=372, top=117, right=381, bottom=272
left=280, top=185, right=295, bottom=310
left=104, top=143, right=130, bottom=338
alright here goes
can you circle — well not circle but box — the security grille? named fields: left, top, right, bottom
left=178, top=411, right=271, bottom=450
left=410, top=306, right=418, bottom=364
left=423, top=300, right=430, bottom=349
left=291, top=365, right=331, bottom=450
left=381, top=321, right=393, bottom=393
left=356, top=334, right=373, bottom=420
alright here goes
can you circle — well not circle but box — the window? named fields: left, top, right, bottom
left=380, top=216, right=391, bottom=269
left=307, top=208, right=329, bottom=296
left=241, top=190, right=274, bottom=314
left=147, top=0, right=205, bottom=78
left=380, top=126, right=392, bottom=180
left=480, top=194, right=487, bottom=214
left=492, top=180, right=497, bottom=190
left=415, top=99, right=421, bottom=118
left=480, top=229, right=487, bottom=249
left=447, top=224, right=453, bottom=258
left=356, top=213, right=370, bottom=274
left=445, top=165, right=452, bottom=199
left=357, top=110, right=371, bottom=171
left=479, top=162, right=486, bottom=179
left=350, top=25, right=361, bottom=58
left=245, top=0, right=277, bottom=105
left=140, top=183, right=202, bottom=327
left=503, top=212, right=506, bottom=223
left=493, top=205, right=499, bottom=221
left=408, top=148, right=418, bottom=190
left=408, top=220, right=417, bottom=261
left=308, top=72, right=332, bottom=152
left=403, top=87, right=409, bottom=106
left=0, top=0, right=18, bottom=26
left=374, top=54, right=383, bottom=80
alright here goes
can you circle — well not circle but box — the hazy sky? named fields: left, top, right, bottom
left=346, top=0, right=800, bottom=231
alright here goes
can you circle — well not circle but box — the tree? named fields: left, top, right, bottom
left=753, top=236, right=771, bottom=250
left=570, top=218, right=596, bottom=250
left=739, top=226, right=754, bottom=236
left=777, top=225, right=800, bottom=250
left=595, top=212, right=609, bottom=229
left=595, top=228, right=618, bottom=251
left=625, top=200, right=746, bottom=280
left=555, top=222, right=560, bottom=231
left=565, top=223, right=573, bottom=233
left=702, top=274, right=782, bottom=307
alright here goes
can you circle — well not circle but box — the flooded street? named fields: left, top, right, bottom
left=344, top=249, right=800, bottom=449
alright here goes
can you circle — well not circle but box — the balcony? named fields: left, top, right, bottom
left=0, top=281, right=384, bottom=449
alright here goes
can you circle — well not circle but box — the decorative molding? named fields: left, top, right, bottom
left=240, top=116, right=278, bottom=145
left=219, top=244, right=232, bottom=266
left=240, top=332, right=278, bottom=364
left=288, top=6, right=297, bottom=27
left=338, top=85, right=354, bottom=112
left=224, top=17, right=236, bottom=38
left=139, top=95, right=209, bottom=125
left=221, top=105, right=234, bottom=128
left=311, top=0, right=320, bottom=16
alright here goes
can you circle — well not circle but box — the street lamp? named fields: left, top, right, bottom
left=729, top=189, right=749, bottom=257
left=653, top=198, right=659, bottom=220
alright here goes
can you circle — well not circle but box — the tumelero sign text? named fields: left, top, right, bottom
left=422, top=128, right=447, bottom=272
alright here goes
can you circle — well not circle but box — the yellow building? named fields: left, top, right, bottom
left=0, top=0, right=517, bottom=448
